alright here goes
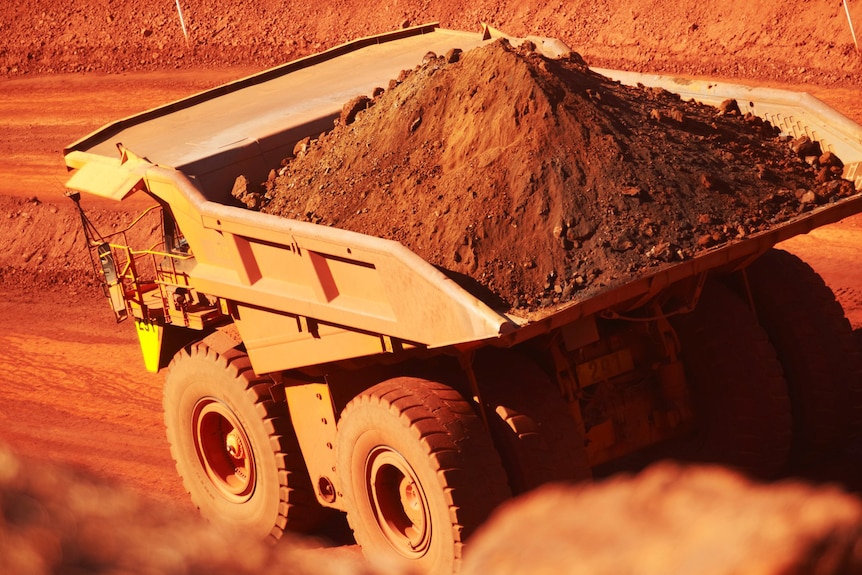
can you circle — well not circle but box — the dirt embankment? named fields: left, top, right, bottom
left=5, top=445, right=862, bottom=575
left=245, top=39, right=855, bottom=312
left=4, top=0, right=862, bottom=95
left=0, top=193, right=162, bottom=293
left=464, top=463, right=862, bottom=575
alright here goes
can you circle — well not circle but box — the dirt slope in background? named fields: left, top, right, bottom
left=0, top=192, right=163, bottom=293
left=259, top=39, right=854, bottom=311
left=4, top=0, right=862, bottom=92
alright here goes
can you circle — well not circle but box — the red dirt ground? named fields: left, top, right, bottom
left=1, top=0, right=862, bottom=552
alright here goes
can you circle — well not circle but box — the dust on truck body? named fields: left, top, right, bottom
left=64, top=24, right=862, bottom=573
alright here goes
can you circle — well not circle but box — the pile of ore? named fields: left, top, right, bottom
left=235, top=39, right=856, bottom=313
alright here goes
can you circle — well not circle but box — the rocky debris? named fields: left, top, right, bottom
left=339, top=95, right=373, bottom=126
left=258, top=39, right=857, bottom=313
left=0, top=443, right=376, bottom=575
left=717, top=98, right=742, bottom=115
left=461, top=463, right=862, bottom=575
left=231, top=174, right=263, bottom=209
left=791, top=135, right=824, bottom=159
left=7, top=442, right=861, bottom=575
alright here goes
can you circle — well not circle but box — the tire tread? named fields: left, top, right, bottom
left=164, top=342, right=325, bottom=539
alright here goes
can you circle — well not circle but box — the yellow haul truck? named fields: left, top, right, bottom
left=65, top=24, right=862, bottom=573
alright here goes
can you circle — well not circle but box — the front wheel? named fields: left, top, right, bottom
left=335, top=377, right=510, bottom=573
left=163, top=343, right=325, bottom=539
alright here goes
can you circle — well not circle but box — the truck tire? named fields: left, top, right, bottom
left=475, top=350, right=590, bottom=493
left=335, top=377, right=511, bottom=574
left=744, top=248, right=862, bottom=461
left=670, top=280, right=792, bottom=477
left=163, top=343, right=324, bottom=540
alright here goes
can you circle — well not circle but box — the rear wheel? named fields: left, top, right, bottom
left=164, top=343, right=325, bottom=539
left=744, top=248, right=862, bottom=461
left=670, top=280, right=792, bottom=476
left=475, top=350, right=590, bottom=493
left=335, top=377, right=510, bottom=574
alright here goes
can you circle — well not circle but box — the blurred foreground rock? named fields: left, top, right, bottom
left=462, top=462, right=862, bottom=575
left=0, top=444, right=373, bottom=575
left=3, top=444, right=862, bottom=575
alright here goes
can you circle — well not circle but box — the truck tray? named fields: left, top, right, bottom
left=64, top=24, right=862, bottom=371
left=65, top=24, right=488, bottom=204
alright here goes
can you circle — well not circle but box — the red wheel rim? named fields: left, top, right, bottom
left=364, top=446, right=432, bottom=558
left=193, top=398, right=255, bottom=502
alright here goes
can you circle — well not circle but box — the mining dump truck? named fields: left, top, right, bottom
left=64, top=24, right=862, bottom=574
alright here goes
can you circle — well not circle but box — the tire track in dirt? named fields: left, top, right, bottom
left=779, top=215, right=862, bottom=330
left=0, top=296, right=190, bottom=506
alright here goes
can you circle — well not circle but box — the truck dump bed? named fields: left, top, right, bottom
left=65, top=24, right=488, bottom=204
left=64, top=24, right=862, bottom=372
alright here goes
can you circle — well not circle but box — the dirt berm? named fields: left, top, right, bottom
left=239, top=39, right=856, bottom=313
left=5, top=442, right=861, bottom=575
left=462, top=463, right=862, bottom=575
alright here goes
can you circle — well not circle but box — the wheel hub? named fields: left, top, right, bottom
left=366, top=446, right=432, bottom=557
left=225, top=429, right=245, bottom=459
left=193, top=398, right=255, bottom=502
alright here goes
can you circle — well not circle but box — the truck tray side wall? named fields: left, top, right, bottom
left=143, top=166, right=514, bottom=371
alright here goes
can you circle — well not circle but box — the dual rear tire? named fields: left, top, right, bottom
left=671, top=249, right=862, bottom=475
left=333, top=366, right=589, bottom=573
left=744, top=248, right=862, bottom=462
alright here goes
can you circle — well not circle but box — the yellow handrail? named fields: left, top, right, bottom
left=85, top=205, right=163, bottom=249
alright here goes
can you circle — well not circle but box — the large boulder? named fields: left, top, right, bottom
left=462, top=462, right=862, bottom=575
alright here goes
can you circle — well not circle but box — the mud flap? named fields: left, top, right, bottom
left=135, top=318, right=163, bottom=372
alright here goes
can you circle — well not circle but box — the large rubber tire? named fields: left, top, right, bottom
left=670, top=280, right=792, bottom=477
left=164, top=343, right=325, bottom=540
left=335, top=377, right=511, bottom=574
left=475, top=350, right=590, bottom=493
left=744, top=248, right=862, bottom=461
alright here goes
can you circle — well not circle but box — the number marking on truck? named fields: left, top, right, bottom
left=575, top=349, right=635, bottom=387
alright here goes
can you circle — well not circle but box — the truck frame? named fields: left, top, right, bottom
left=65, top=24, right=862, bottom=573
